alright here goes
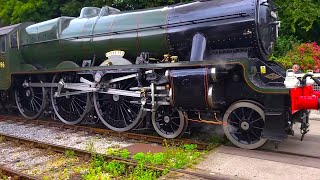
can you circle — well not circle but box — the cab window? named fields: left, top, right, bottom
left=10, top=32, right=18, bottom=48
left=0, top=36, right=5, bottom=53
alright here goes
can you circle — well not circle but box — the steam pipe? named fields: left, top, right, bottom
left=190, top=33, right=207, bottom=61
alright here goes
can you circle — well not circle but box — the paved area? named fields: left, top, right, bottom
left=310, top=110, right=320, bottom=121
left=172, top=116, right=320, bottom=180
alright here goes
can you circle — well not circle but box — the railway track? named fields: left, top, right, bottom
left=0, top=115, right=210, bottom=150
left=1, top=115, right=319, bottom=179
left=0, top=130, right=226, bottom=180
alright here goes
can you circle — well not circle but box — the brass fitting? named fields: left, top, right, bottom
left=171, top=56, right=179, bottom=63
left=163, top=54, right=171, bottom=62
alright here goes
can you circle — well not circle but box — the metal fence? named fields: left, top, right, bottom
left=314, top=82, right=320, bottom=91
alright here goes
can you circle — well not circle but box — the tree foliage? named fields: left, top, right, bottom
left=275, top=0, right=320, bottom=42
left=0, top=0, right=51, bottom=24
left=0, top=0, right=319, bottom=59
left=0, top=0, right=190, bottom=25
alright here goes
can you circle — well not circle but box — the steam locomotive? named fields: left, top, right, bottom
left=0, top=0, right=315, bottom=149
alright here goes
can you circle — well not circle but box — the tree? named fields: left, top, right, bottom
left=275, top=0, right=320, bottom=42
left=0, top=0, right=51, bottom=24
left=0, top=0, right=191, bottom=25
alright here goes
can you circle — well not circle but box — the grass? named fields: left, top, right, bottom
left=81, top=142, right=207, bottom=180
left=85, top=140, right=96, bottom=154
left=208, top=135, right=226, bottom=149
left=0, top=170, right=8, bottom=180
left=36, top=140, right=222, bottom=179
left=0, top=135, right=4, bottom=143
left=65, top=150, right=75, bottom=159
left=16, top=162, right=23, bottom=167
left=0, top=175, right=8, bottom=180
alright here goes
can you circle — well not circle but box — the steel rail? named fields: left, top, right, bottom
left=0, top=165, right=40, bottom=180
left=0, top=115, right=210, bottom=150
left=0, top=132, right=227, bottom=180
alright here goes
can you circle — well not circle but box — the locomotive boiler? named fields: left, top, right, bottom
left=0, top=0, right=314, bottom=150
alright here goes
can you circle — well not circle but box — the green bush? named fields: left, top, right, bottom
left=274, top=42, right=320, bottom=72
left=271, top=35, right=301, bottom=59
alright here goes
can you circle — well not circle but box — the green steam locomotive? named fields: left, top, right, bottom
left=0, top=0, right=299, bottom=150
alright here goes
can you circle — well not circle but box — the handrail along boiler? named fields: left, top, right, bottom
left=0, top=0, right=316, bottom=149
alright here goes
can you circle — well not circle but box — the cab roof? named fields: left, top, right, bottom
left=0, top=24, right=21, bottom=36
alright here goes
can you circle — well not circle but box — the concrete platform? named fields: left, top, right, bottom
left=183, top=119, right=320, bottom=180
left=310, top=111, right=320, bottom=121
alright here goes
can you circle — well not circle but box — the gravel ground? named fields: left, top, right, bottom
left=0, top=120, right=165, bottom=179
left=0, top=139, right=89, bottom=179
left=0, top=146, right=24, bottom=163
left=24, top=155, right=79, bottom=176
left=0, top=121, right=134, bottom=154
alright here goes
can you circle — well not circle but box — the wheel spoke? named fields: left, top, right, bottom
left=152, top=107, right=185, bottom=139
left=170, top=125, right=175, bottom=133
left=74, top=96, right=87, bottom=105
left=99, top=100, right=112, bottom=109
left=251, top=131, right=260, bottom=139
left=246, top=133, right=252, bottom=144
left=70, top=101, right=76, bottom=112
left=33, top=95, right=42, bottom=101
left=121, top=104, right=132, bottom=121
left=172, top=121, right=179, bottom=127
left=241, top=108, right=245, bottom=119
left=70, top=100, right=77, bottom=112
left=117, top=104, right=121, bottom=121
left=251, top=117, right=263, bottom=123
left=122, top=80, right=135, bottom=90
left=232, top=112, right=242, bottom=121
left=112, top=104, right=118, bottom=121
left=73, top=98, right=85, bottom=112
left=229, top=121, right=239, bottom=125
left=122, top=102, right=138, bottom=116
left=16, top=78, right=46, bottom=119
left=28, top=102, right=32, bottom=111
left=51, top=73, right=89, bottom=125
left=248, top=109, right=254, bottom=120
left=252, top=125, right=263, bottom=130
left=30, top=100, right=36, bottom=111
left=94, top=75, right=143, bottom=131
left=102, top=103, right=113, bottom=114
left=72, top=101, right=81, bottom=116
left=32, top=99, right=41, bottom=111
left=123, top=99, right=140, bottom=107
left=119, top=105, right=128, bottom=126
left=223, top=102, right=267, bottom=149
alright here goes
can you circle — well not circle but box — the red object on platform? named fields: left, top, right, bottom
left=290, top=85, right=320, bottom=114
